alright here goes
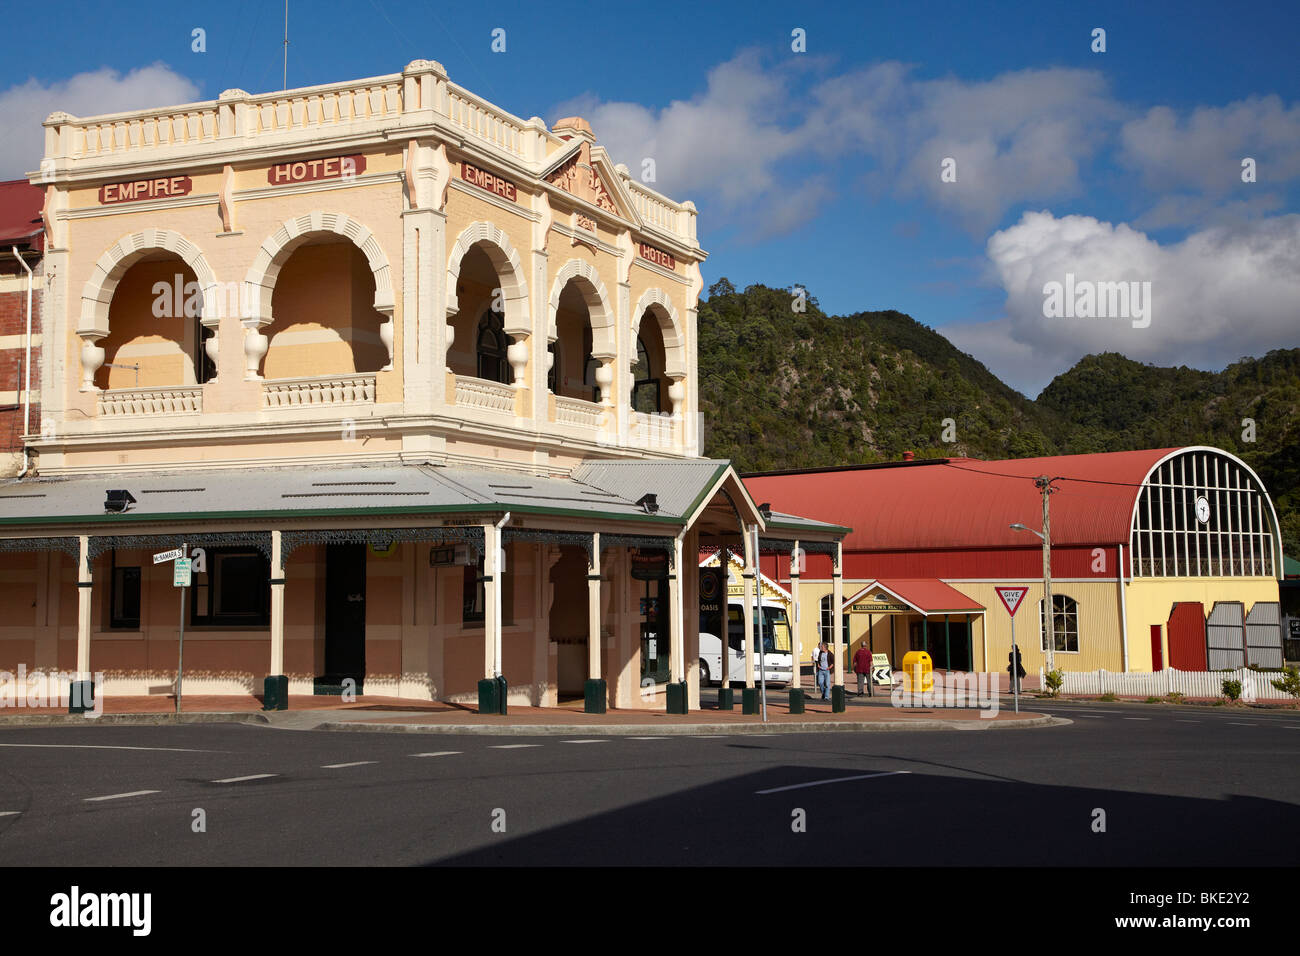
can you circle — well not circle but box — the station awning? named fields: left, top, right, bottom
left=843, top=579, right=985, bottom=616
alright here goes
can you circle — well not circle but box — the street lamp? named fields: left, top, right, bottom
left=1010, top=487, right=1058, bottom=676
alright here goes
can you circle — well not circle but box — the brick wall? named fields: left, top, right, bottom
left=0, top=257, right=42, bottom=466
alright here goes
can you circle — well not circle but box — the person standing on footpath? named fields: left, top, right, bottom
left=816, top=642, right=832, bottom=701
left=853, top=641, right=873, bottom=696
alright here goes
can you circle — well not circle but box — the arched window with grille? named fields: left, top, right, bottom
left=476, top=310, right=509, bottom=384
left=1040, top=594, right=1079, bottom=653
left=631, top=335, right=661, bottom=413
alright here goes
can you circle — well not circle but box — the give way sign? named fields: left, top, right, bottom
left=996, top=586, right=1030, bottom=617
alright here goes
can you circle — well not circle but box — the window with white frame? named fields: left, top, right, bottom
left=1040, top=594, right=1079, bottom=653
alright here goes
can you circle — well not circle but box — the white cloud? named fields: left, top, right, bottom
left=1120, top=96, right=1300, bottom=197
left=0, top=65, right=201, bottom=179
left=948, top=210, right=1300, bottom=395
left=556, top=54, right=1119, bottom=238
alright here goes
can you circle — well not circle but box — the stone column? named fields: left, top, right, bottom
left=264, top=529, right=288, bottom=711
left=790, top=541, right=802, bottom=691
left=585, top=533, right=605, bottom=713
left=70, top=535, right=94, bottom=713
left=832, top=540, right=845, bottom=712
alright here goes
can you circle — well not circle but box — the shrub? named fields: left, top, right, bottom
left=1221, top=678, right=1243, bottom=702
left=1144, top=696, right=1162, bottom=703
left=1269, top=666, right=1300, bottom=699
left=1097, top=692, right=1118, bottom=702
left=1044, top=669, right=1065, bottom=698
left=1165, top=692, right=1185, bottom=703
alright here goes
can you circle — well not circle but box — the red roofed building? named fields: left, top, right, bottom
left=0, top=178, right=44, bottom=476
left=745, top=448, right=1284, bottom=677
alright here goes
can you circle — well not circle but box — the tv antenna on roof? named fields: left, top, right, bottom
left=282, top=1, right=289, bottom=90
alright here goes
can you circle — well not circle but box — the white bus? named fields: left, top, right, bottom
left=699, top=597, right=795, bottom=687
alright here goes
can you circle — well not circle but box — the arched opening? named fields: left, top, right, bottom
left=96, top=254, right=210, bottom=389
left=631, top=311, right=669, bottom=414
left=475, top=310, right=510, bottom=384
left=263, top=237, right=387, bottom=378
left=551, top=280, right=598, bottom=402
left=448, top=244, right=518, bottom=381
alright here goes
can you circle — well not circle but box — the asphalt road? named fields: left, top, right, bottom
left=1, top=701, right=1297, bottom=866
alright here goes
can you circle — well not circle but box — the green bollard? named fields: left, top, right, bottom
left=584, top=678, right=607, bottom=714
left=717, top=687, right=735, bottom=710
left=666, top=680, right=688, bottom=715
left=832, top=684, right=846, bottom=713
left=742, top=687, right=758, bottom=715
left=478, top=677, right=500, bottom=715
left=262, top=675, right=289, bottom=712
left=788, top=688, right=805, bottom=714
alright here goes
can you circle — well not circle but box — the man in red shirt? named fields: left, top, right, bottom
left=853, top=642, right=873, bottom=696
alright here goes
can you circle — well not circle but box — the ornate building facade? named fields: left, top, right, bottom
left=0, top=61, right=844, bottom=712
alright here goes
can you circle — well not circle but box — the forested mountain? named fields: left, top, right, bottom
left=697, top=280, right=1300, bottom=557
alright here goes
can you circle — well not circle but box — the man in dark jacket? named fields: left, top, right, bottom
left=852, top=642, right=873, bottom=696
left=1007, top=646, right=1026, bottom=693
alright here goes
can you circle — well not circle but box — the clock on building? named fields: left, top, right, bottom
left=1195, top=495, right=1211, bottom=524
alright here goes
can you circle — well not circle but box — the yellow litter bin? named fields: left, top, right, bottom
left=901, top=650, right=933, bottom=693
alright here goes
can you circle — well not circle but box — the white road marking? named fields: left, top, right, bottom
left=627, top=736, right=665, bottom=740
left=1228, top=722, right=1256, bottom=727
left=689, top=735, right=726, bottom=738
left=322, top=761, right=376, bottom=768
left=1176, top=719, right=1201, bottom=723
left=411, top=751, right=462, bottom=757
left=0, top=743, right=212, bottom=753
left=1122, top=717, right=1151, bottom=721
left=1074, top=715, right=1105, bottom=719
left=212, top=773, right=278, bottom=784
left=489, top=744, right=540, bottom=749
left=561, top=739, right=607, bottom=744
left=757, top=770, right=910, bottom=795
left=84, top=790, right=159, bottom=802
left=0, top=811, right=21, bottom=817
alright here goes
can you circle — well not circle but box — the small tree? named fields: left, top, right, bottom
left=1269, top=665, right=1300, bottom=699
left=1221, top=677, right=1243, bottom=702
left=1044, top=668, right=1065, bottom=698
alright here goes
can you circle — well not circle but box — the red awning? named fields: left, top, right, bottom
left=843, top=578, right=985, bottom=615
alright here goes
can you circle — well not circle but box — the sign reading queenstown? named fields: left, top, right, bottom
left=99, top=176, right=193, bottom=204
left=267, top=154, right=366, bottom=185
left=637, top=241, right=675, bottom=271
left=461, top=161, right=517, bottom=202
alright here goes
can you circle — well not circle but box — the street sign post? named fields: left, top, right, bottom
left=154, top=545, right=192, bottom=714
left=996, top=586, right=1030, bottom=714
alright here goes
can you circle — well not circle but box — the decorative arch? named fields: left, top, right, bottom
left=445, top=221, right=530, bottom=333
left=632, top=287, right=686, bottom=379
left=78, top=229, right=219, bottom=337
left=549, top=258, right=614, bottom=359
left=243, top=211, right=394, bottom=326
left=1127, top=446, right=1284, bottom=580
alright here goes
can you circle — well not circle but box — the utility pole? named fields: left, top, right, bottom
left=1035, top=477, right=1059, bottom=674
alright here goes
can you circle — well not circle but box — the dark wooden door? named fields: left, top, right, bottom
left=1149, top=625, right=1164, bottom=671
left=324, top=544, right=366, bottom=687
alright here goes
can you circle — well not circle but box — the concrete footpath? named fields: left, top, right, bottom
left=0, top=692, right=1063, bottom=734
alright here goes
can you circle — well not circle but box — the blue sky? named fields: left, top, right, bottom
left=2, top=0, right=1297, bottom=395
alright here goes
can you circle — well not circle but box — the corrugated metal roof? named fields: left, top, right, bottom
left=0, top=460, right=735, bottom=529
left=571, top=459, right=729, bottom=519
left=844, top=579, right=985, bottom=614
left=746, top=448, right=1182, bottom=551
left=0, top=179, right=43, bottom=247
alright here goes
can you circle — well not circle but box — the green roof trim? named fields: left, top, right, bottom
left=0, top=500, right=688, bottom=531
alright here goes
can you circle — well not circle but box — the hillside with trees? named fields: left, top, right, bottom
left=697, top=280, right=1300, bottom=558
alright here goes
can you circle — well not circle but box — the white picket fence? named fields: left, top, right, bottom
left=1046, top=666, right=1294, bottom=700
